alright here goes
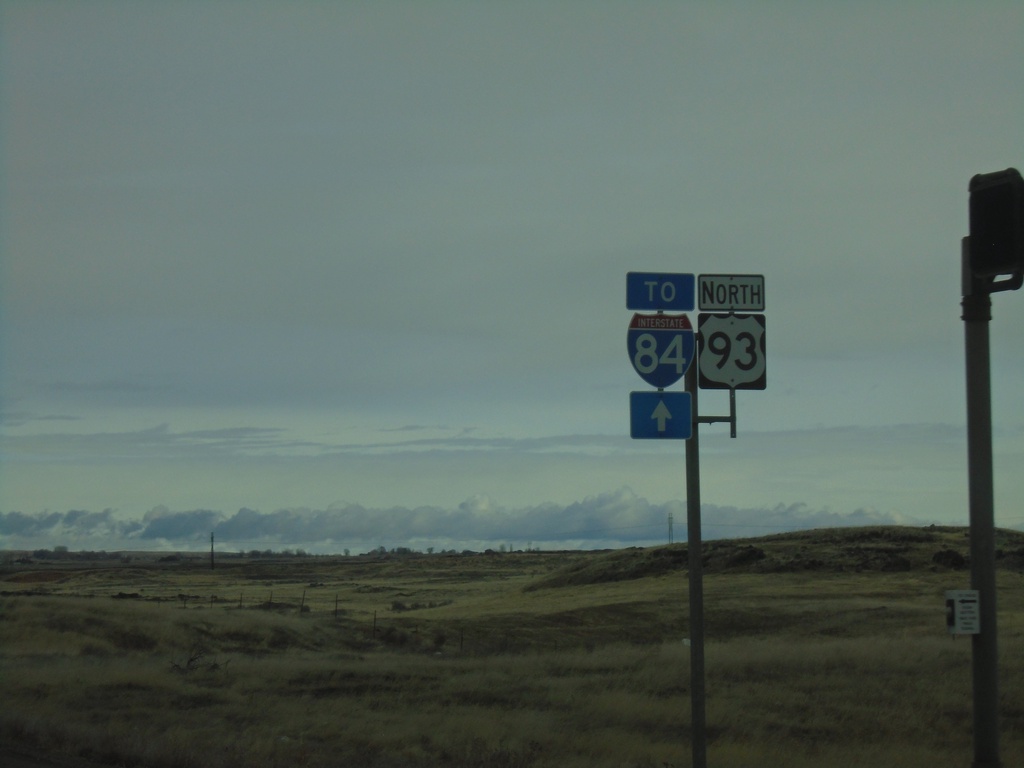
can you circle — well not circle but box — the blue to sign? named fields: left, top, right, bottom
left=626, top=272, right=695, bottom=311
left=630, top=392, right=692, bottom=439
left=627, top=313, right=695, bottom=388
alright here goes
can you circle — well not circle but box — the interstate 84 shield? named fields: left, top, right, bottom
left=627, top=313, right=695, bottom=389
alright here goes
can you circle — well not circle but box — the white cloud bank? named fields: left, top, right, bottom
left=1, top=488, right=923, bottom=555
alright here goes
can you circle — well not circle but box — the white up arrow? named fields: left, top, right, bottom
left=651, top=400, right=672, bottom=432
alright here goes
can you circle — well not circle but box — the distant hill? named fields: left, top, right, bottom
left=526, top=525, right=1024, bottom=590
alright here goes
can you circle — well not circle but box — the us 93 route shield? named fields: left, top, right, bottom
left=697, top=313, right=767, bottom=390
left=627, top=313, right=695, bottom=388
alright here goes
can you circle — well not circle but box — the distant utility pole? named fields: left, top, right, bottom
left=210, top=532, right=215, bottom=571
left=962, top=167, right=1023, bottom=768
left=668, top=513, right=674, bottom=544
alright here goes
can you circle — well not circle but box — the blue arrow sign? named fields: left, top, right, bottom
left=630, top=391, right=692, bottom=440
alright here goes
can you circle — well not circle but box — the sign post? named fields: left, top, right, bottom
left=683, top=360, right=707, bottom=768
left=626, top=271, right=765, bottom=768
left=962, top=243, right=1002, bottom=768
left=962, top=167, right=1022, bottom=768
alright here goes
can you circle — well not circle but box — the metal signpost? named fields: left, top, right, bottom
left=626, top=271, right=766, bottom=768
left=961, top=167, right=1023, bottom=768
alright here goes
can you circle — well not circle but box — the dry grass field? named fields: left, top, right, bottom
left=2, top=525, right=1023, bottom=768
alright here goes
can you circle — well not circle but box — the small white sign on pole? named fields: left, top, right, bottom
left=946, top=589, right=980, bottom=635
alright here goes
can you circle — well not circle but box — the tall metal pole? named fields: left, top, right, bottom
left=684, top=361, right=707, bottom=768
left=961, top=239, right=1000, bottom=768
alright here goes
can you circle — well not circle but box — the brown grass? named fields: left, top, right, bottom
left=1, top=526, right=1022, bottom=767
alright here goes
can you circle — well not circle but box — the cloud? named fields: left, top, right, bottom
left=0, top=489, right=918, bottom=554
left=4, top=420, right=1021, bottom=533
left=138, top=508, right=223, bottom=541
left=0, top=508, right=142, bottom=543
left=0, top=422, right=319, bottom=462
left=0, top=411, right=82, bottom=428
left=0, top=511, right=64, bottom=536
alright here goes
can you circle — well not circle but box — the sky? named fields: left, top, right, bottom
left=1, top=1, right=1022, bottom=554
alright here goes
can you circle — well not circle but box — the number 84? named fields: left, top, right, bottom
left=633, top=333, right=688, bottom=374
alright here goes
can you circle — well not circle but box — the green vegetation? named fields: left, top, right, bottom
left=1, top=526, right=1023, bottom=767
